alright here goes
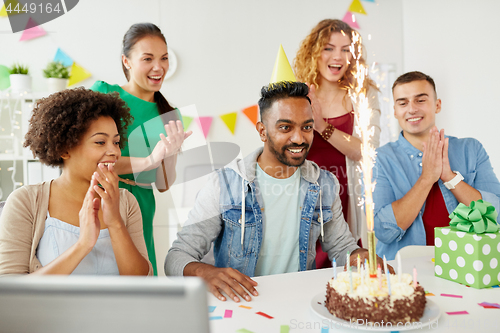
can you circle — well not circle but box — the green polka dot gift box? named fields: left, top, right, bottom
left=434, top=200, right=500, bottom=289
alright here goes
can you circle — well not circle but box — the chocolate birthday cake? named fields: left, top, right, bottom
left=325, top=272, right=426, bottom=325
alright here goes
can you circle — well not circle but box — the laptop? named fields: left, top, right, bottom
left=0, top=276, right=210, bottom=333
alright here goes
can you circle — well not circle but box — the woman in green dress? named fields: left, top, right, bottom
left=91, top=23, right=191, bottom=275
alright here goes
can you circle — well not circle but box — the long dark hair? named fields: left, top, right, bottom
left=122, top=23, right=176, bottom=116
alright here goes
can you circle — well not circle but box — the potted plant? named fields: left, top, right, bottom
left=9, top=63, right=31, bottom=93
left=43, top=61, right=70, bottom=93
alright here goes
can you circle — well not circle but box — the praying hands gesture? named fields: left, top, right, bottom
left=421, top=126, right=454, bottom=184
left=393, top=127, right=481, bottom=230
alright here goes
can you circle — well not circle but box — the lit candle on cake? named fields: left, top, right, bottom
left=333, top=258, right=337, bottom=279
left=377, top=264, right=382, bottom=289
left=397, top=252, right=402, bottom=283
left=349, top=31, right=377, bottom=278
left=383, top=255, right=391, bottom=295
left=349, top=266, right=353, bottom=293
left=346, top=251, right=350, bottom=271
left=357, top=254, right=361, bottom=273
left=413, top=266, right=418, bottom=288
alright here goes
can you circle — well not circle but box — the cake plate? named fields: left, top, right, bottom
left=310, top=293, right=441, bottom=331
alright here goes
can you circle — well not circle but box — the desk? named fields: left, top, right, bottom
left=207, top=256, right=499, bottom=332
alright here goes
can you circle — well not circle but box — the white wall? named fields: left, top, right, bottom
left=0, top=0, right=404, bottom=274
left=402, top=0, right=500, bottom=175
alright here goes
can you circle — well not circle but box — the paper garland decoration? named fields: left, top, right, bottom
left=349, top=0, right=367, bottom=15
left=181, top=115, right=194, bottom=131
left=0, top=0, right=21, bottom=17
left=19, top=18, right=46, bottom=41
left=270, top=45, right=296, bottom=84
left=220, top=112, right=237, bottom=134
left=68, top=62, right=92, bottom=86
left=52, top=49, right=91, bottom=86
left=342, top=12, right=360, bottom=29
left=197, top=116, right=213, bottom=139
left=342, top=0, right=375, bottom=30
left=0, top=65, right=11, bottom=90
left=54, top=48, right=74, bottom=67
left=242, top=105, right=258, bottom=125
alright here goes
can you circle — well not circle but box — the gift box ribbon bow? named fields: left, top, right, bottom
left=449, top=200, right=499, bottom=233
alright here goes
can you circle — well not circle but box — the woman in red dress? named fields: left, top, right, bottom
left=294, top=19, right=381, bottom=268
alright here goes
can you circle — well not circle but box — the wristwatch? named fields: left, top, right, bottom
left=443, top=171, right=464, bottom=190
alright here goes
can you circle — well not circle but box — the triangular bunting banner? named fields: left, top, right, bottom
left=270, top=45, right=296, bottom=84
left=342, top=11, right=360, bottom=29
left=220, top=112, right=238, bottom=135
left=348, top=0, right=367, bottom=15
left=181, top=115, right=193, bottom=131
left=19, top=18, right=46, bottom=41
left=242, top=105, right=259, bottom=125
left=197, top=116, right=213, bottom=139
left=54, top=48, right=74, bottom=67
left=361, top=0, right=375, bottom=2
left=0, top=65, right=11, bottom=90
left=0, top=0, right=21, bottom=17
left=68, top=62, right=92, bottom=86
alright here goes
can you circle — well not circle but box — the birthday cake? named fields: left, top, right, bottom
left=325, top=271, right=426, bottom=325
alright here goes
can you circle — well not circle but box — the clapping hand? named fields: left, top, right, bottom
left=307, top=83, right=328, bottom=133
left=150, top=120, right=192, bottom=168
left=77, top=176, right=101, bottom=251
left=93, top=163, right=122, bottom=229
left=421, top=126, right=454, bottom=184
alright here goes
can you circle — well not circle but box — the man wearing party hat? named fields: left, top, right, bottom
left=166, top=46, right=390, bottom=302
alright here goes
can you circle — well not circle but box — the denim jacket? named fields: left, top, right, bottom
left=373, top=132, right=500, bottom=260
left=165, top=148, right=358, bottom=277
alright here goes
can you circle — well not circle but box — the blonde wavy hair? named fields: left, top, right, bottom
left=294, top=19, right=376, bottom=92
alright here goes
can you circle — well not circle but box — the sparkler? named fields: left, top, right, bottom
left=349, top=31, right=377, bottom=278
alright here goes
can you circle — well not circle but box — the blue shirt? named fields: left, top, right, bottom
left=373, top=132, right=500, bottom=260
left=36, top=215, right=119, bottom=275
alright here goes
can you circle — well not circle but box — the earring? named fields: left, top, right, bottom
left=126, top=66, right=131, bottom=70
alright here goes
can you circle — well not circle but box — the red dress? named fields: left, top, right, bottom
left=422, top=182, right=450, bottom=245
left=307, top=112, right=354, bottom=269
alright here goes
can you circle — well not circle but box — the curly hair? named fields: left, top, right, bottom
left=294, top=19, right=376, bottom=92
left=24, top=88, right=132, bottom=167
left=258, top=81, right=311, bottom=121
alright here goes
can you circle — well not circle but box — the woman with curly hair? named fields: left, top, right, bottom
left=0, top=88, right=152, bottom=275
left=91, top=23, right=191, bottom=275
left=294, top=19, right=381, bottom=268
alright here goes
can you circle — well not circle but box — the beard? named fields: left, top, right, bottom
left=266, top=134, right=310, bottom=167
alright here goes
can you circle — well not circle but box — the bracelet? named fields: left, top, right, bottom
left=320, top=123, right=335, bottom=141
